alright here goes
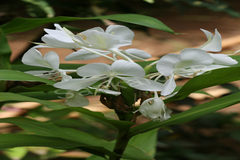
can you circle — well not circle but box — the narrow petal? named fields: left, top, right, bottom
left=161, top=74, right=176, bottom=96
left=157, top=53, right=181, bottom=76
left=65, top=49, right=110, bottom=61
left=77, top=63, right=111, bottom=77
left=111, top=60, right=145, bottom=77
left=123, top=49, right=152, bottom=59
left=42, top=35, right=77, bottom=48
left=54, top=77, right=105, bottom=91
left=65, top=90, right=89, bottom=107
left=199, top=28, right=222, bottom=52
left=118, top=77, right=163, bottom=91
left=44, top=51, right=60, bottom=70
left=209, top=53, right=238, bottom=65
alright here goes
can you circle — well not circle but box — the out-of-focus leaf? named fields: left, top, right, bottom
left=0, top=28, right=11, bottom=92
left=0, top=134, right=82, bottom=150
left=129, top=91, right=240, bottom=137
left=0, top=70, right=55, bottom=85
left=0, top=117, right=117, bottom=158
left=0, top=92, right=66, bottom=109
left=1, top=14, right=175, bottom=34
left=3, top=147, right=28, bottom=160
left=22, top=0, right=55, bottom=18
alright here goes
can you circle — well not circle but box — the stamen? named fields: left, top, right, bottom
left=78, top=33, right=87, bottom=41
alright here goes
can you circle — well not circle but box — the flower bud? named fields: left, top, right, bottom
left=136, top=92, right=172, bottom=121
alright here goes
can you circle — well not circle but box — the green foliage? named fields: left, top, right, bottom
left=0, top=14, right=175, bottom=34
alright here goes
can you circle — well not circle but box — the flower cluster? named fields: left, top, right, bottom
left=22, top=24, right=237, bottom=122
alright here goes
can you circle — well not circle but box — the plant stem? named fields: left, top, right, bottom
left=109, top=128, right=131, bottom=160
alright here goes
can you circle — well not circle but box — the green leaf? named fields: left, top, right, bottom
left=1, top=14, right=175, bottom=34
left=3, top=147, right=28, bottom=160
left=165, top=66, right=240, bottom=103
left=127, top=129, right=158, bottom=158
left=129, top=91, right=240, bottom=137
left=0, top=28, right=11, bottom=92
left=0, top=117, right=116, bottom=157
left=0, top=70, right=55, bottom=85
left=0, top=92, right=66, bottom=109
left=0, top=134, right=83, bottom=150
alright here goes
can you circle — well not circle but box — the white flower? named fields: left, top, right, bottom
left=54, top=60, right=163, bottom=93
left=22, top=48, right=72, bottom=82
left=156, top=48, right=227, bottom=95
left=134, top=92, right=172, bottom=121
left=199, top=28, right=237, bottom=65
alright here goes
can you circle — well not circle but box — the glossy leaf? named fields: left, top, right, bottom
left=129, top=91, right=240, bottom=137
left=1, top=14, right=175, bottom=34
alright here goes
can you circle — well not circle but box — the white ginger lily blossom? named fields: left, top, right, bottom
left=73, top=25, right=136, bottom=62
left=22, top=48, right=72, bottom=82
left=199, top=28, right=237, bottom=65
left=54, top=60, right=164, bottom=95
left=134, top=91, right=172, bottom=121
left=157, top=48, right=228, bottom=96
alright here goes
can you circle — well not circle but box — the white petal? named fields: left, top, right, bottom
left=111, top=60, right=145, bottom=77
left=105, top=25, right=134, bottom=43
left=157, top=53, right=181, bottom=76
left=118, top=77, right=163, bottom=91
left=199, top=28, right=222, bottom=52
left=81, top=30, right=126, bottom=49
left=179, top=48, right=214, bottom=66
left=54, top=77, right=105, bottom=91
left=97, top=88, right=121, bottom=96
left=77, top=63, right=111, bottom=77
left=209, top=53, right=238, bottom=65
left=123, top=49, right=152, bottom=59
left=44, top=28, right=73, bottom=43
left=161, top=74, right=176, bottom=96
left=22, top=48, right=52, bottom=69
left=65, top=49, right=110, bottom=61
left=65, top=90, right=89, bottom=107
left=44, top=51, right=60, bottom=70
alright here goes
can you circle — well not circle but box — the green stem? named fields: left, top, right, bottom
left=109, top=128, right=131, bottom=160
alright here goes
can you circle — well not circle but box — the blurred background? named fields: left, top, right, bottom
left=1, top=0, right=240, bottom=159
